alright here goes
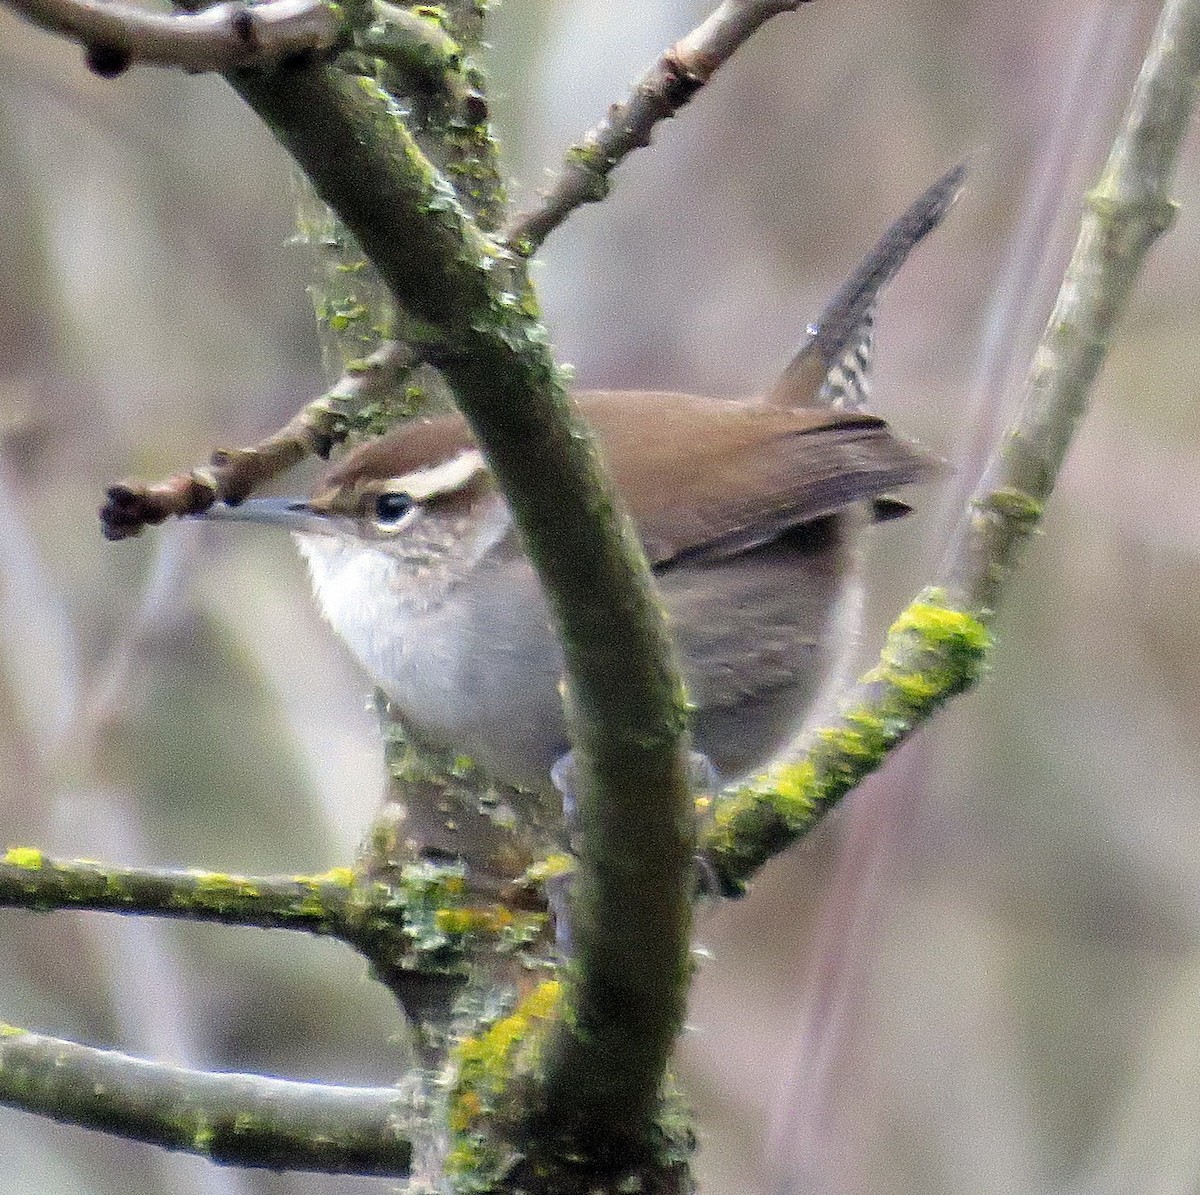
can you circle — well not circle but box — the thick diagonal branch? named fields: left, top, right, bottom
left=230, top=59, right=694, bottom=1143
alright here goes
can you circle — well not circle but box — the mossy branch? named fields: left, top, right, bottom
left=0, top=849, right=360, bottom=931
left=0, top=1024, right=413, bottom=1175
left=702, top=0, right=1200, bottom=894
left=229, top=56, right=695, bottom=1145
left=701, top=591, right=991, bottom=893
left=359, top=2, right=487, bottom=123
left=0, top=849, right=544, bottom=998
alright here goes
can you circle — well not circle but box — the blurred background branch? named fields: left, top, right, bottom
left=0, top=1025, right=414, bottom=1175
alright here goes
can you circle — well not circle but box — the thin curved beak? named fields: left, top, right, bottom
left=191, top=497, right=329, bottom=535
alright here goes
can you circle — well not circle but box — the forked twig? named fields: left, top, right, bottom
left=100, top=341, right=410, bottom=540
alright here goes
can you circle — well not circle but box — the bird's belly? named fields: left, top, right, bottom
left=401, top=609, right=569, bottom=795
left=300, top=522, right=853, bottom=793
left=301, top=540, right=570, bottom=792
left=403, top=537, right=850, bottom=790
left=660, top=522, right=853, bottom=778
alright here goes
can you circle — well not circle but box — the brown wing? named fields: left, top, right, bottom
left=577, top=391, right=935, bottom=568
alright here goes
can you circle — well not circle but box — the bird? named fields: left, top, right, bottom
left=194, top=163, right=963, bottom=804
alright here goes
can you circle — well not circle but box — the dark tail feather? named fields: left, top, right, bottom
left=767, top=159, right=968, bottom=409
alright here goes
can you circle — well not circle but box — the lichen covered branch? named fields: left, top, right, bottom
left=4, top=0, right=341, bottom=76
left=0, top=847, right=359, bottom=931
left=505, top=0, right=811, bottom=254
left=0, top=1025, right=413, bottom=1175
left=358, top=2, right=487, bottom=123
left=0, top=848, right=545, bottom=1000
left=231, top=57, right=695, bottom=1147
left=701, top=592, right=990, bottom=894
left=702, top=0, right=1200, bottom=894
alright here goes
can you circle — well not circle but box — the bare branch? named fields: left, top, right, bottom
left=3, top=0, right=340, bottom=76
left=0, top=1024, right=412, bottom=1175
left=100, top=341, right=411, bottom=540
left=505, top=0, right=811, bottom=254
left=937, top=8, right=1193, bottom=614
left=702, top=0, right=1200, bottom=894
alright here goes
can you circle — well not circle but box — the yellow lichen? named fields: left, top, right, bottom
left=191, top=872, right=260, bottom=898
left=192, top=1118, right=216, bottom=1152
left=3, top=847, right=44, bottom=870
left=297, top=867, right=357, bottom=889
left=767, top=759, right=819, bottom=819
left=891, top=593, right=991, bottom=657
left=435, top=905, right=514, bottom=936
left=451, top=979, right=562, bottom=1114
left=520, top=853, right=575, bottom=885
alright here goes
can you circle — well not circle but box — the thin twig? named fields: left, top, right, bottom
left=505, top=0, right=810, bottom=254
left=99, top=341, right=411, bottom=540
left=4, top=0, right=340, bottom=75
left=0, top=1025, right=413, bottom=1175
left=702, top=0, right=1200, bottom=895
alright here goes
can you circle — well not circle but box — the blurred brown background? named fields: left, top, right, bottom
left=1, top=1, right=1198, bottom=1192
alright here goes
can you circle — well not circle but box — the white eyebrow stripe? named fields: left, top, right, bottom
left=391, top=448, right=488, bottom=502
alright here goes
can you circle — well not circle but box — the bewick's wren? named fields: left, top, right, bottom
left=199, top=166, right=962, bottom=798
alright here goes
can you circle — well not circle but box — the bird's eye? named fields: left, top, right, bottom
left=374, top=492, right=414, bottom=524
